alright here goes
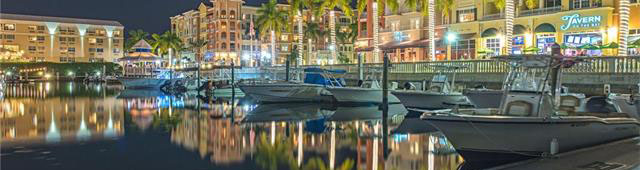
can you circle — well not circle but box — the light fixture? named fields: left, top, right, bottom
left=447, top=33, right=457, bottom=43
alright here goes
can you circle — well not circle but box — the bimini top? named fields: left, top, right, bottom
left=117, top=40, right=163, bottom=62
left=303, top=68, right=347, bottom=74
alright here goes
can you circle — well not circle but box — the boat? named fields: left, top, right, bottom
left=392, top=66, right=473, bottom=109
left=325, top=67, right=402, bottom=104
left=241, top=103, right=334, bottom=123
left=116, top=40, right=172, bottom=89
left=463, top=87, right=504, bottom=108
left=238, top=68, right=340, bottom=103
left=421, top=55, right=640, bottom=166
left=607, top=83, right=640, bottom=120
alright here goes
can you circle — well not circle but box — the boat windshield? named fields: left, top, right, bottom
left=506, top=67, right=550, bottom=92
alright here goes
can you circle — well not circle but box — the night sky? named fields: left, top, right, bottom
left=0, top=0, right=269, bottom=36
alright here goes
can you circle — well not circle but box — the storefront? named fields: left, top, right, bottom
left=481, top=28, right=502, bottom=57
left=534, top=23, right=557, bottom=54
left=512, top=25, right=527, bottom=54
left=563, top=32, right=604, bottom=56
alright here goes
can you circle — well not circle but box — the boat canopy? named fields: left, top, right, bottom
left=303, top=68, right=347, bottom=74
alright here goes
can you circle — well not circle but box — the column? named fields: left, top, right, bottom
left=45, top=22, right=59, bottom=60
left=76, top=24, right=89, bottom=58
left=373, top=3, right=380, bottom=63
left=330, top=11, right=337, bottom=64
left=505, top=0, right=514, bottom=55
left=428, top=0, right=436, bottom=61
left=619, top=0, right=630, bottom=56
left=104, top=26, right=115, bottom=62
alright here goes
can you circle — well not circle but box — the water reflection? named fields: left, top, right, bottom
left=1, top=83, right=464, bottom=170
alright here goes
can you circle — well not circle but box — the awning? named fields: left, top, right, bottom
left=535, top=23, right=556, bottom=33
left=514, top=25, right=527, bottom=35
left=481, top=28, right=498, bottom=38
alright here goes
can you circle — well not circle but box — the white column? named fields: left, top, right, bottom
left=104, top=26, right=115, bottom=62
left=619, top=0, right=630, bottom=56
left=428, top=0, right=436, bottom=61
left=330, top=11, right=337, bottom=64
left=297, top=122, right=303, bottom=167
left=271, top=30, right=276, bottom=65
left=76, top=24, right=89, bottom=59
left=297, top=11, right=304, bottom=66
left=373, top=3, right=380, bottom=63
left=45, top=22, right=59, bottom=60
left=505, top=0, right=514, bottom=55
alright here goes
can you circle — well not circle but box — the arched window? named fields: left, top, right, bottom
left=230, top=10, right=236, bottom=19
left=221, top=10, right=226, bottom=19
left=221, top=43, right=227, bottom=49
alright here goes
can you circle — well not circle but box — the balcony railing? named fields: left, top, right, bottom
left=381, top=25, right=420, bottom=32
left=482, top=13, right=505, bottom=21
left=519, top=6, right=562, bottom=17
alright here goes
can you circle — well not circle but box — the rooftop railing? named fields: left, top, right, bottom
left=519, top=6, right=562, bottom=17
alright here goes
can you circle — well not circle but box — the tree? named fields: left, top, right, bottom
left=189, top=39, right=208, bottom=87
left=494, top=0, right=506, bottom=14
left=525, top=0, right=538, bottom=9
left=125, top=29, right=149, bottom=51
left=336, top=23, right=357, bottom=64
left=437, top=0, right=455, bottom=24
left=288, top=0, right=305, bottom=66
left=151, top=31, right=183, bottom=68
left=321, top=0, right=353, bottom=64
left=303, top=22, right=326, bottom=64
left=257, top=0, right=288, bottom=65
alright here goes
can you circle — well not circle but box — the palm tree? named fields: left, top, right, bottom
left=125, top=29, right=149, bottom=51
left=357, top=0, right=400, bottom=62
left=257, top=0, right=288, bottom=65
left=151, top=31, right=183, bottom=66
left=189, top=39, right=208, bottom=86
left=437, top=0, right=455, bottom=24
left=288, top=0, right=305, bottom=66
left=494, top=0, right=506, bottom=14
left=400, top=0, right=434, bottom=60
left=321, top=0, right=353, bottom=64
left=336, top=23, right=358, bottom=64
left=525, top=0, right=538, bottom=9
left=303, top=22, right=326, bottom=64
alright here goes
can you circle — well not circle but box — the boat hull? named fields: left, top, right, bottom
left=424, top=115, right=640, bottom=164
left=239, top=83, right=332, bottom=103
left=392, top=90, right=472, bottom=109
left=463, top=89, right=504, bottom=108
left=609, top=94, right=640, bottom=120
left=118, top=78, right=169, bottom=89
left=327, top=87, right=401, bottom=104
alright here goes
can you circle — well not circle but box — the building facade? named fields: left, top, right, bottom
left=356, top=0, right=640, bottom=63
left=0, top=13, right=124, bottom=63
left=170, top=0, right=356, bottom=66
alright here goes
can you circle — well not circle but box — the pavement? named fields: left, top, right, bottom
left=491, top=137, right=640, bottom=170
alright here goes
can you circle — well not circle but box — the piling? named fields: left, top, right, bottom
left=285, top=59, right=290, bottom=81
left=382, top=53, right=390, bottom=159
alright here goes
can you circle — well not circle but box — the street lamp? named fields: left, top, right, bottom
left=447, top=32, right=458, bottom=60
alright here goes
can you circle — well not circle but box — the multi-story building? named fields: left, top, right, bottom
left=357, top=0, right=640, bottom=63
left=0, top=13, right=124, bottom=63
left=171, top=0, right=356, bottom=66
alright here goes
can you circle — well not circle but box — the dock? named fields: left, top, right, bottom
left=492, top=137, right=640, bottom=170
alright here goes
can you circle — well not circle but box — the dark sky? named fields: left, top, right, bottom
left=0, top=0, right=268, bottom=36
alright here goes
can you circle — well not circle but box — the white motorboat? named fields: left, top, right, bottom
left=328, top=103, right=408, bottom=122
left=119, top=76, right=170, bottom=89
left=393, top=68, right=472, bottom=109
left=239, top=81, right=333, bottom=103
left=422, top=55, right=640, bottom=166
left=607, top=84, right=640, bottom=120
left=463, top=87, right=504, bottom=108
left=326, top=68, right=402, bottom=104
left=241, top=103, right=333, bottom=123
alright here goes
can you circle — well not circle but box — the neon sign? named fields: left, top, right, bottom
left=560, top=14, right=602, bottom=30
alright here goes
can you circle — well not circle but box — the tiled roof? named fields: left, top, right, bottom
left=0, top=13, right=123, bottom=27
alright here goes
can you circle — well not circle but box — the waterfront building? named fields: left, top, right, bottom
left=0, top=13, right=124, bottom=63
left=357, top=0, right=640, bottom=63
left=170, top=0, right=356, bottom=65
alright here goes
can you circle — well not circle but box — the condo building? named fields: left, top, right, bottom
left=356, top=0, right=640, bottom=63
left=0, top=13, right=124, bottom=63
left=170, top=0, right=355, bottom=66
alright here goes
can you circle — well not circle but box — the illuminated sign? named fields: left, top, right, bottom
left=393, top=32, right=407, bottom=41
left=560, top=14, right=602, bottom=31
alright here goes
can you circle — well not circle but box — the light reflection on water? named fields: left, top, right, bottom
left=1, top=82, right=464, bottom=170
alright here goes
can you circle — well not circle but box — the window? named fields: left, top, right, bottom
left=89, top=38, right=97, bottom=44
left=113, top=48, right=121, bottom=53
left=37, top=36, right=45, bottom=41
left=230, top=32, right=236, bottom=41
left=60, top=47, right=68, bottom=53
left=28, top=46, right=37, bottom=51
left=89, top=48, right=96, bottom=52
left=281, top=35, right=288, bottom=41
left=68, top=48, right=75, bottom=52
left=221, top=32, right=227, bottom=40
left=29, top=36, right=38, bottom=41
left=485, top=38, right=501, bottom=56
left=38, top=46, right=45, bottom=50
left=3, top=24, right=15, bottom=31
left=457, top=8, right=476, bottom=23
left=96, top=38, right=104, bottom=43
left=230, top=10, right=236, bottom=19
left=96, top=48, right=104, bottom=53
left=221, top=22, right=227, bottom=29
left=114, top=31, right=121, bottom=37
left=68, top=37, right=75, bottom=42
left=37, top=26, right=45, bottom=31
left=28, top=26, right=37, bottom=31
left=230, top=43, right=236, bottom=50
left=545, top=0, right=561, bottom=7
left=571, top=0, right=590, bottom=9
left=4, top=34, right=15, bottom=40
left=221, top=43, right=227, bottom=49
left=59, top=37, right=67, bottom=41
left=113, top=39, right=119, bottom=43
left=230, top=22, right=236, bottom=30
left=282, top=45, right=288, bottom=51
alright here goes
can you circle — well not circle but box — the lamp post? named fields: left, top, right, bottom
left=447, top=32, right=458, bottom=60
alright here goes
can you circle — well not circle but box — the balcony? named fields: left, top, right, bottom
left=519, top=6, right=562, bottom=17
left=482, top=13, right=504, bottom=21
left=381, top=25, right=420, bottom=33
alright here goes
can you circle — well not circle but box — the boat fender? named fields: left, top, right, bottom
left=550, top=138, right=559, bottom=155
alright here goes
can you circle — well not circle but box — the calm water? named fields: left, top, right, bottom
left=1, top=82, right=464, bottom=170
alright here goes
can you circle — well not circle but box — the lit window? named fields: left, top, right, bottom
left=4, top=34, right=15, bottom=40
left=28, top=26, right=37, bottom=30
left=29, top=36, right=38, bottom=41
left=28, top=46, right=37, bottom=51
left=96, top=48, right=104, bottom=53
left=89, top=38, right=97, bottom=43
left=37, top=36, right=45, bottom=41
left=96, top=38, right=104, bottom=43
left=457, top=8, right=476, bottom=23
left=68, top=48, right=75, bottom=52
left=3, top=24, right=15, bottom=31
left=281, top=35, right=288, bottom=41
left=59, top=37, right=67, bottom=41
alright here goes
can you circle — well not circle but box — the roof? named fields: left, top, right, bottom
left=0, top=13, right=123, bottom=27
left=132, top=40, right=153, bottom=49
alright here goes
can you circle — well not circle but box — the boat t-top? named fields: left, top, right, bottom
left=324, top=66, right=402, bottom=104
left=421, top=54, right=640, bottom=166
